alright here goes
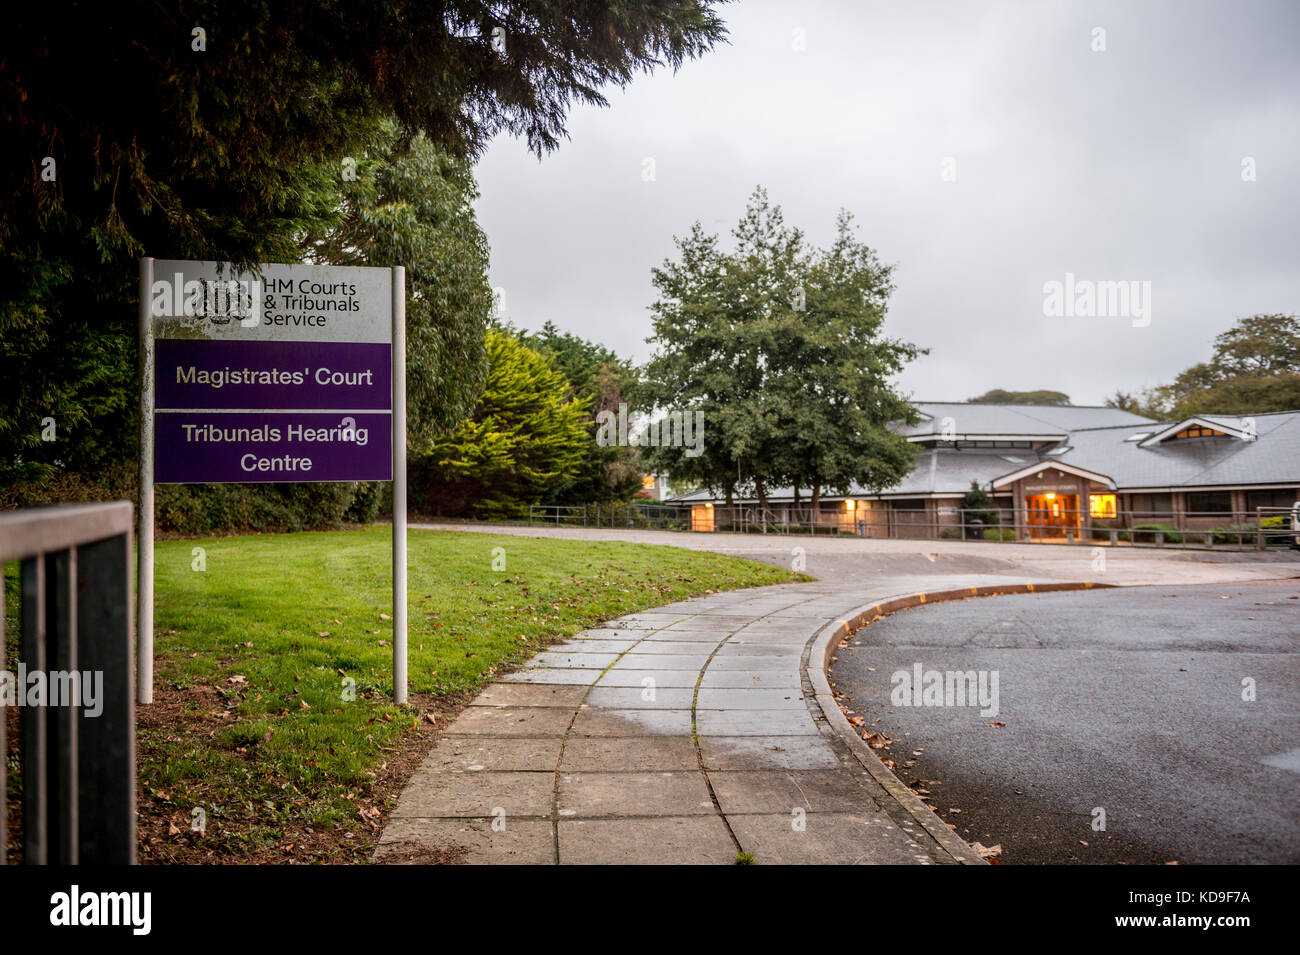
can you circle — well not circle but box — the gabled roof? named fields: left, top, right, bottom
left=1138, top=414, right=1255, bottom=447
left=991, top=460, right=1115, bottom=490
left=900, top=402, right=1157, bottom=439
left=1046, top=411, right=1300, bottom=489
left=667, top=449, right=1047, bottom=502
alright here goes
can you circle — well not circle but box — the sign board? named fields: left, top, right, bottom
left=150, top=260, right=394, bottom=483
left=138, top=259, right=409, bottom=705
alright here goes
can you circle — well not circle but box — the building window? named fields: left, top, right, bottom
left=1089, top=494, right=1116, bottom=518
left=1246, top=489, right=1299, bottom=510
left=1187, top=492, right=1232, bottom=513
left=641, top=475, right=656, bottom=490
left=1172, top=425, right=1225, bottom=439
left=1130, top=493, right=1173, bottom=517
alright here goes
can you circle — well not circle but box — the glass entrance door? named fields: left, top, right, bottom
left=1025, top=493, right=1078, bottom=540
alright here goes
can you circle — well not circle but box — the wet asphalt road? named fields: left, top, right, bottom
left=829, top=580, right=1300, bottom=864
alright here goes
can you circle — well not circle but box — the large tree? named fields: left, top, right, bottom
left=306, top=127, right=493, bottom=449
left=1, top=1, right=727, bottom=482
left=641, top=189, right=921, bottom=512
left=518, top=321, right=643, bottom=504
left=968, top=389, right=1071, bottom=406
left=418, top=328, right=586, bottom=518
left=1107, top=313, right=1300, bottom=419
left=776, top=210, right=922, bottom=514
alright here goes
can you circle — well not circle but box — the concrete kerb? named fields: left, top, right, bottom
left=804, top=580, right=1114, bottom=866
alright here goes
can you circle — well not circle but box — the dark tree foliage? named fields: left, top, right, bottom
left=518, top=320, right=643, bottom=503
left=1, top=1, right=727, bottom=483
left=1106, top=314, right=1300, bottom=419
left=968, top=389, right=1071, bottom=406
left=641, top=189, right=921, bottom=510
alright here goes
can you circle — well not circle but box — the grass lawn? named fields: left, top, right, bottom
left=5, top=526, right=800, bottom=862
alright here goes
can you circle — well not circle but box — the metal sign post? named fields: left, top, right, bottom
left=138, top=258, right=155, bottom=705
left=391, top=266, right=407, bottom=704
left=137, top=258, right=407, bottom=705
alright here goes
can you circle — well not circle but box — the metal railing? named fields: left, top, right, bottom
left=528, top=504, right=588, bottom=527
left=0, top=501, right=136, bottom=864
left=529, top=503, right=693, bottom=531
left=851, top=506, right=1295, bottom=550
left=505, top=501, right=1297, bottom=552
left=587, top=503, right=1297, bottom=551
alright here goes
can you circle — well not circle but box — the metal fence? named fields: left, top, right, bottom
left=523, top=502, right=1296, bottom=552
left=529, top=502, right=692, bottom=531
left=696, top=505, right=1297, bottom=551
left=0, top=501, right=136, bottom=864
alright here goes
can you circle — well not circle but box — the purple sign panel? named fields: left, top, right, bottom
left=155, top=339, right=391, bottom=411
left=155, top=412, right=392, bottom=483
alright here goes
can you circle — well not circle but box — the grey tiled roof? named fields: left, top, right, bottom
left=900, top=402, right=1156, bottom=437
left=669, top=449, right=1046, bottom=501
left=667, top=406, right=1300, bottom=503
left=1048, top=412, right=1300, bottom=489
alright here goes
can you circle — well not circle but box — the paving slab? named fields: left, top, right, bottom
left=443, top=706, right=575, bottom=737
left=570, top=708, right=694, bottom=737
left=583, top=685, right=697, bottom=709
left=560, top=736, right=701, bottom=772
left=499, top=667, right=602, bottom=685
left=700, top=735, right=845, bottom=770
left=376, top=816, right=555, bottom=865
left=729, top=631, right=818, bottom=645
left=593, top=668, right=702, bottom=687
left=727, top=811, right=940, bottom=865
left=548, top=639, right=641, bottom=654
left=662, top=614, right=759, bottom=629
left=699, top=669, right=802, bottom=688
left=696, top=708, right=821, bottom=736
left=624, top=640, right=722, bottom=655
left=526, top=650, right=621, bottom=669
left=635, top=630, right=732, bottom=643
left=390, top=771, right=554, bottom=818
left=472, top=683, right=589, bottom=708
left=567, top=627, right=652, bottom=639
left=610, top=652, right=711, bottom=670
left=558, top=816, right=737, bottom=864
left=706, top=653, right=804, bottom=670
left=557, top=771, right=716, bottom=817
left=714, top=643, right=807, bottom=658
left=709, top=769, right=881, bottom=814
left=695, top=687, right=805, bottom=710
left=419, top=736, right=563, bottom=772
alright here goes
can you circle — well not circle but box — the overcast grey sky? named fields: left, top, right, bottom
left=473, top=0, right=1299, bottom=406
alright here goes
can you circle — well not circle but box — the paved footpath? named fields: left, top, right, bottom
left=376, top=527, right=1299, bottom=865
